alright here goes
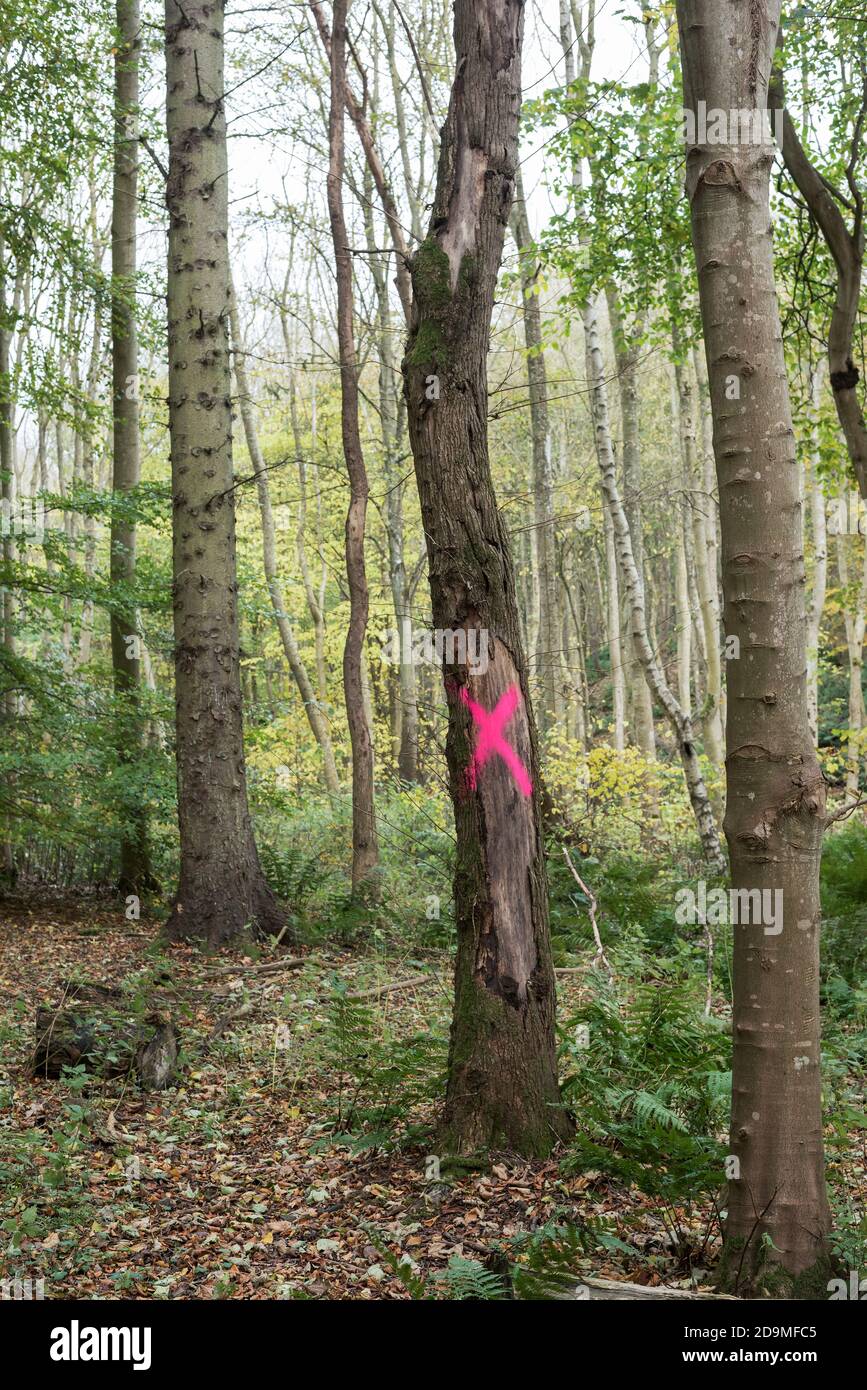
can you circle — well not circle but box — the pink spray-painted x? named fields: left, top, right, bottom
left=459, top=683, right=533, bottom=797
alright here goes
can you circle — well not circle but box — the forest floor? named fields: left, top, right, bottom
left=0, top=898, right=860, bottom=1301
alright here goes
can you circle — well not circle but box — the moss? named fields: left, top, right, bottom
left=405, top=318, right=448, bottom=371
left=412, top=238, right=452, bottom=311
left=718, top=1233, right=837, bottom=1300
left=458, top=252, right=477, bottom=291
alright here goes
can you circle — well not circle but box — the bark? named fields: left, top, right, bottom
left=110, top=0, right=154, bottom=893
left=510, top=168, right=558, bottom=732
left=229, top=289, right=340, bottom=795
left=164, top=0, right=284, bottom=946
left=402, top=0, right=569, bottom=1156
left=326, top=0, right=379, bottom=895
left=677, top=0, right=832, bottom=1293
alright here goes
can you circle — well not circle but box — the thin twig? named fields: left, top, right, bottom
left=562, top=847, right=614, bottom=982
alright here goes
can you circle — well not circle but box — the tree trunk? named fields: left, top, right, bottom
left=326, top=0, right=379, bottom=896
left=402, top=0, right=569, bottom=1156
left=229, top=289, right=340, bottom=796
left=110, top=0, right=154, bottom=893
left=677, top=0, right=832, bottom=1293
left=164, top=0, right=283, bottom=946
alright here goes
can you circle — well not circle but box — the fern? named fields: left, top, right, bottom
left=436, top=1257, right=508, bottom=1301
left=632, top=1088, right=688, bottom=1132
left=318, top=979, right=447, bottom=1151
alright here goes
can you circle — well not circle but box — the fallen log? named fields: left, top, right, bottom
left=32, top=981, right=179, bottom=1090
left=557, top=1276, right=739, bottom=1301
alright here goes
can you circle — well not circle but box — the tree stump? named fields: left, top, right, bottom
left=32, top=981, right=179, bottom=1089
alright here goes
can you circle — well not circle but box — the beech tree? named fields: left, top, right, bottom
left=677, top=0, right=831, bottom=1292
left=164, top=0, right=283, bottom=945
left=403, top=0, right=569, bottom=1155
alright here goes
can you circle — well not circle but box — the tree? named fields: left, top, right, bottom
left=402, top=0, right=570, bottom=1155
left=164, top=0, right=283, bottom=945
left=109, top=0, right=154, bottom=893
left=325, top=0, right=379, bottom=896
left=677, top=0, right=831, bottom=1292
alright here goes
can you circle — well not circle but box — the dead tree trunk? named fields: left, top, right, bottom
left=402, top=0, right=570, bottom=1156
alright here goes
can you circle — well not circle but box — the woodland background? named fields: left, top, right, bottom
left=0, top=0, right=866, bottom=1301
